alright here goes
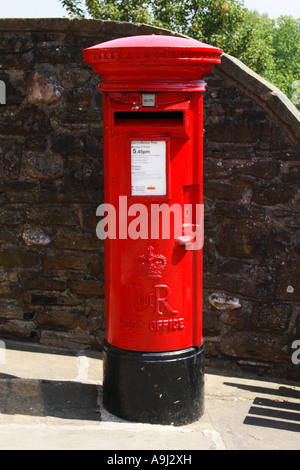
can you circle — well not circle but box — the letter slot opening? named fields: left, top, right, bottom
left=114, top=111, right=184, bottom=127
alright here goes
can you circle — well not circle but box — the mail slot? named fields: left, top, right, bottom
left=83, top=35, right=222, bottom=425
left=114, top=111, right=184, bottom=126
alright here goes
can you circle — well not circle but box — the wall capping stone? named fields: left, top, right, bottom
left=217, top=53, right=300, bottom=150
left=0, top=17, right=177, bottom=34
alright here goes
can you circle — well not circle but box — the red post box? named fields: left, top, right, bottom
left=83, top=35, right=222, bottom=425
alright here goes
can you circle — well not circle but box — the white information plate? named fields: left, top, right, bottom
left=142, top=94, right=156, bottom=107
left=131, top=141, right=166, bottom=196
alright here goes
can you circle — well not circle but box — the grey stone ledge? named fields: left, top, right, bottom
left=217, top=53, right=300, bottom=150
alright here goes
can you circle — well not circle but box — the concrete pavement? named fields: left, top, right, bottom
left=0, top=340, right=299, bottom=450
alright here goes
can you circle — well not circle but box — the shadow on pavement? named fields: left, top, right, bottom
left=224, top=381, right=300, bottom=433
left=0, top=376, right=101, bottom=422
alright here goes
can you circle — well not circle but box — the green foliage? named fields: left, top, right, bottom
left=261, top=15, right=300, bottom=106
left=60, top=0, right=86, bottom=17
left=60, top=0, right=300, bottom=109
left=243, top=13, right=300, bottom=110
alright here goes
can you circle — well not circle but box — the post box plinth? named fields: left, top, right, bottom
left=83, top=35, right=222, bottom=426
left=103, top=341, right=204, bottom=425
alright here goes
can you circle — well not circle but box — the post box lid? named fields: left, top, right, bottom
left=83, top=34, right=222, bottom=91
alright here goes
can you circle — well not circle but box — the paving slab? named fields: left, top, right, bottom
left=0, top=340, right=299, bottom=450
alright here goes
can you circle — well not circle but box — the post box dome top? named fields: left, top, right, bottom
left=83, top=34, right=222, bottom=53
left=83, top=34, right=222, bottom=91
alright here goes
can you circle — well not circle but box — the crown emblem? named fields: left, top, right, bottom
left=137, top=246, right=167, bottom=279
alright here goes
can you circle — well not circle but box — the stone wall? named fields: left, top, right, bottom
left=0, top=18, right=299, bottom=380
left=203, top=62, right=300, bottom=380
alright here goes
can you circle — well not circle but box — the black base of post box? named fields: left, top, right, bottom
left=102, top=340, right=205, bottom=426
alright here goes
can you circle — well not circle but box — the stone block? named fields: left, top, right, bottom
left=0, top=32, right=33, bottom=53
left=231, top=159, right=280, bottom=179
left=22, top=229, right=52, bottom=246
left=220, top=331, right=291, bottom=363
left=51, top=133, right=100, bottom=157
left=0, top=106, right=52, bottom=136
left=219, top=309, right=246, bottom=330
left=275, top=260, right=300, bottom=301
left=208, top=293, right=241, bottom=310
left=40, top=330, right=93, bottom=350
left=86, top=298, right=105, bottom=333
left=69, top=280, right=105, bottom=296
left=0, top=209, right=24, bottom=226
left=0, top=140, right=22, bottom=180
left=0, top=249, right=39, bottom=269
left=0, top=303, right=24, bottom=320
left=205, top=118, right=283, bottom=143
left=251, top=303, right=292, bottom=332
left=215, top=222, right=267, bottom=259
left=25, top=70, right=64, bottom=105
left=27, top=206, right=78, bottom=227
left=23, top=153, right=64, bottom=181
left=253, top=181, right=294, bottom=205
left=0, top=282, right=22, bottom=299
left=0, top=320, right=36, bottom=340
left=204, top=260, right=275, bottom=301
left=25, top=292, right=79, bottom=307
left=204, top=181, right=244, bottom=201
left=22, top=276, right=67, bottom=291
left=41, top=254, right=86, bottom=271
left=53, top=230, right=101, bottom=251
left=36, top=308, right=87, bottom=330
